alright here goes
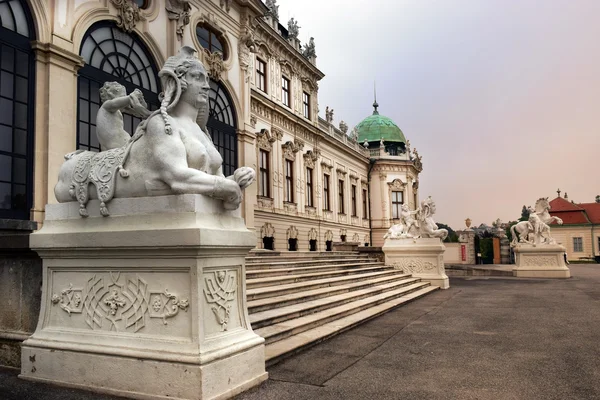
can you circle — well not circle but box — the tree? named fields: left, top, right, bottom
left=596, top=195, right=600, bottom=203
left=436, top=223, right=459, bottom=243
left=519, top=205, right=531, bottom=222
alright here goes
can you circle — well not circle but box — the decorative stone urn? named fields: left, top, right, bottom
left=20, top=48, right=267, bottom=400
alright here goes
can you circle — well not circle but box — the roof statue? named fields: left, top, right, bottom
left=265, top=0, right=279, bottom=20
left=303, top=37, right=316, bottom=59
left=511, top=198, right=563, bottom=247
left=325, top=106, right=334, bottom=124
left=287, top=18, right=300, bottom=40
left=54, top=46, right=255, bottom=217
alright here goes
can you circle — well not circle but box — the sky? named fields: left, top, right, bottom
left=275, top=0, right=600, bottom=229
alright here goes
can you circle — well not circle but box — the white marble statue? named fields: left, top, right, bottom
left=383, top=204, right=419, bottom=239
left=97, top=82, right=151, bottom=150
left=384, top=196, right=447, bottom=240
left=510, top=197, right=562, bottom=246
left=303, top=37, right=316, bottom=59
left=55, top=46, right=255, bottom=217
left=287, top=18, right=300, bottom=40
left=416, top=196, right=448, bottom=240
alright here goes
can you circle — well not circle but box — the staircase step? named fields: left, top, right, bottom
left=246, top=262, right=384, bottom=279
left=246, top=257, right=372, bottom=269
left=255, top=282, right=434, bottom=344
left=248, top=274, right=414, bottom=313
left=264, top=285, right=439, bottom=364
left=247, top=270, right=401, bottom=299
left=247, top=265, right=388, bottom=288
left=250, top=278, right=426, bottom=328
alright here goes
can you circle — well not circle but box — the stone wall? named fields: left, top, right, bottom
left=0, top=221, right=42, bottom=368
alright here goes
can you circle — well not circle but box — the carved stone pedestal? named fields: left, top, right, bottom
left=20, top=195, right=267, bottom=400
left=512, top=244, right=570, bottom=278
left=383, top=238, right=449, bottom=289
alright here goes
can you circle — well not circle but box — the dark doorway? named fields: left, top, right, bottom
left=263, top=236, right=274, bottom=250
left=288, top=238, right=297, bottom=251
left=340, top=235, right=346, bottom=242
left=309, top=239, right=317, bottom=251
left=325, top=240, right=332, bottom=251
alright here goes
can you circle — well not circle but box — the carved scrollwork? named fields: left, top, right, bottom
left=203, top=50, right=225, bottom=80
left=52, top=273, right=189, bottom=332
left=522, top=256, right=559, bottom=267
left=391, top=259, right=437, bottom=274
left=256, top=129, right=275, bottom=151
left=203, top=270, right=236, bottom=331
left=110, top=0, right=145, bottom=33
left=165, top=0, right=191, bottom=40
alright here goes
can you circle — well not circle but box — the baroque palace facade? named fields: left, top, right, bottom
left=0, top=0, right=422, bottom=252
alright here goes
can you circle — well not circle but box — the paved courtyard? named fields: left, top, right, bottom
left=1, top=264, right=599, bottom=400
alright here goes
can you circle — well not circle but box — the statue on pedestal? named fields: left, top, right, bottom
left=510, top=197, right=562, bottom=246
left=383, top=196, right=448, bottom=240
left=54, top=46, right=255, bottom=217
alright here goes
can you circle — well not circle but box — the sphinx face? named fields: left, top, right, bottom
left=180, top=61, right=210, bottom=124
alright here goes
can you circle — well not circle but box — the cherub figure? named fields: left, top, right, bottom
left=400, top=204, right=419, bottom=236
left=97, top=82, right=151, bottom=150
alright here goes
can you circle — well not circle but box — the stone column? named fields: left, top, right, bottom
left=31, top=42, right=84, bottom=221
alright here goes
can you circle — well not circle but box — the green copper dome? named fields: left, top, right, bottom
left=355, top=102, right=406, bottom=144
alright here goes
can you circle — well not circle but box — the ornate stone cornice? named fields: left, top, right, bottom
left=388, top=178, right=406, bottom=190
left=256, top=129, right=275, bottom=151
left=320, top=161, right=333, bottom=173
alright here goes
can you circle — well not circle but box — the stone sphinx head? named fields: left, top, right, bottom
left=157, top=46, right=211, bottom=133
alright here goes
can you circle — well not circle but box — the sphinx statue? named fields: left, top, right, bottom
left=54, top=46, right=255, bottom=217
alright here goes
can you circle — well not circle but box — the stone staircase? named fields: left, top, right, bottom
left=245, top=251, right=439, bottom=365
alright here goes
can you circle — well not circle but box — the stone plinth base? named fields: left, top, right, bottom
left=19, top=195, right=267, bottom=400
left=512, top=244, right=571, bottom=278
left=382, top=237, right=449, bottom=289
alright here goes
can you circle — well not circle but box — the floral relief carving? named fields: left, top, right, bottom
left=51, top=283, right=83, bottom=315
left=522, top=256, right=559, bottom=267
left=391, top=259, right=437, bottom=274
left=51, top=273, right=189, bottom=332
left=204, top=270, right=236, bottom=331
left=110, top=0, right=145, bottom=33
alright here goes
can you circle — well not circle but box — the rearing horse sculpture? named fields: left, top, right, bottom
left=510, top=197, right=562, bottom=246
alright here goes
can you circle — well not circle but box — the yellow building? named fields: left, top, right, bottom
left=549, top=194, right=600, bottom=262
left=0, top=0, right=422, bottom=251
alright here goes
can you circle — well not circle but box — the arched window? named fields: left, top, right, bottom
left=207, top=80, right=237, bottom=176
left=77, top=21, right=160, bottom=151
left=196, top=24, right=228, bottom=60
left=133, top=0, right=150, bottom=9
left=0, top=0, right=35, bottom=220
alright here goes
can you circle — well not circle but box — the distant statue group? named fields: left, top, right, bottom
left=384, top=196, right=448, bottom=240
left=55, top=46, right=255, bottom=217
left=510, top=197, right=562, bottom=246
